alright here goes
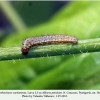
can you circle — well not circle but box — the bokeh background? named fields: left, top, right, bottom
left=0, top=1, right=100, bottom=89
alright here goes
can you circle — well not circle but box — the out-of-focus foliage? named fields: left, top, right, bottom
left=12, top=1, right=62, bottom=26
left=0, top=1, right=100, bottom=89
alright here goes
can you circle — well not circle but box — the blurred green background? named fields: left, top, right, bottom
left=0, top=1, right=100, bottom=89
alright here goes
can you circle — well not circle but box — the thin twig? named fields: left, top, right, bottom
left=0, top=38, right=100, bottom=61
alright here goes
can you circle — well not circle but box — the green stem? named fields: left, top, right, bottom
left=0, top=1, right=27, bottom=32
left=0, top=38, right=100, bottom=61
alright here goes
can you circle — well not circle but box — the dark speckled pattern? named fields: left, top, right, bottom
left=21, top=34, right=78, bottom=55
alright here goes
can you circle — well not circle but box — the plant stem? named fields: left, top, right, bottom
left=0, top=1, right=27, bottom=32
left=0, top=38, right=100, bottom=61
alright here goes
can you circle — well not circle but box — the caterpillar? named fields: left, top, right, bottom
left=21, top=34, right=78, bottom=55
